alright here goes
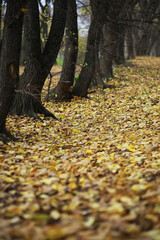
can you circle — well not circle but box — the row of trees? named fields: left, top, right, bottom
left=0, top=0, right=160, bottom=142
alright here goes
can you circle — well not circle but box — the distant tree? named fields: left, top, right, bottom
left=77, top=35, right=87, bottom=65
left=133, top=0, right=160, bottom=56
left=10, top=0, right=67, bottom=118
left=0, top=0, right=27, bottom=143
left=38, top=0, right=51, bottom=48
left=123, top=0, right=138, bottom=60
left=112, top=0, right=138, bottom=63
left=76, top=0, right=89, bottom=65
left=114, top=1, right=130, bottom=65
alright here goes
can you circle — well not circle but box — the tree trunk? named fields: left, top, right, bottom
left=72, top=18, right=99, bottom=97
left=100, top=22, right=117, bottom=79
left=0, top=0, right=2, bottom=39
left=0, top=0, right=27, bottom=142
left=125, top=24, right=135, bottom=59
left=72, top=0, right=108, bottom=97
left=49, top=0, right=78, bottom=102
left=10, top=0, right=67, bottom=118
left=11, top=0, right=43, bottom=117
left=136, top=32, right=149, bottom=56
left=0, top=0, right=3, bottom=56
left=99, top=0, right=126, bottom=79
left=114, top=24, right=125, bottom=65
left=155, top=33, right=160, bottom=56
left=91, top=30, right=106, bottom=88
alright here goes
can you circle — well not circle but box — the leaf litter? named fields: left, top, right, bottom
left=0, top=57, right=160, bottom=240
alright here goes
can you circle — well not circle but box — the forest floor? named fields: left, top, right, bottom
left=0, top=56, right=160, bottom=240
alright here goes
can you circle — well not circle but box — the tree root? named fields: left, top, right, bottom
left=0, top=128, right=17, bottom=144
left=10, top=94, right=59, bottom=121
left=38, top=103, right=59, bottom=120
left=21, top=104, right=59, bottom=122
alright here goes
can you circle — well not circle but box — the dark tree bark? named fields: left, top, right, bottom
left=99, top=22, right=118, bottom=79
left=124, top=1, right=138, bottom=60
left=0, top=0, right=27, bottom=143
left=114, top=24, right=125, bottom=65
left=155, top=34, right=160, bottom=56
left=0, top=0, right=2, bottom=39
left=10, top=0, right=67, bottom=118
left=99, top=0, right=126, bottom=79
left=49, top=0, right=78, bottom=102
left=113, top=0, right=137, bottom=62
left=72, top=0, right=109, bottom=97
left=91, top=33, right=107, bottom=88
left=135, top=31, right=149, bottom=56
left=0, top=0, right=3, bottom=56
left=125, top=24, right=135, bottom=59
left=114, top=2, right=130, bottom=66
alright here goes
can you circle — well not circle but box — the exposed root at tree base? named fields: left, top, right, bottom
left=10, top=95, right=59, bottom=121
left=38, top=103, right=59, bottom=121
left=0, top=128, right=17, bottom=144
left=19, top=106, right=59, bottom=122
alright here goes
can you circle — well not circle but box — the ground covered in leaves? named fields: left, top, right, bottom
left=0, top=57, right=160, bottom=240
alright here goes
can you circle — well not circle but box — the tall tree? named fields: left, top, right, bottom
left=114, top=23, right=126, bottom=65
left=0, top=0, right=27, bottom=142
left=10, top=0, right=67, bottom=118
left=99, top=0, right=126, bottom=79
left=0, top=0, right=4, bottom=55
left=124, top=0, right=138, bottom=60
left=49, top=0, right=78, bottom=102
left=0, top=0, right=2, bottom=39
left=72, top=0, right=109, bottom=97
left=99, top=21, right=118, bottom=78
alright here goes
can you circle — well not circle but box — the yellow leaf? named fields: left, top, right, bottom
left=68, top=182, right=77, bottom=190
left=106, top=201, right=125, bottom=215
left=84, top=216, right=95, bottom=227
left=21, top=8, right=28, bottom=12
left=4, top=177, right=15, bottom=183
left=72, top=129, right=80, bottom=133
left=32, top=155, right=39, bottom=160
left=131, top=184, right=152, bottom=193
left=86, top=149, right=92, bottom=154
left=128, top=145, right=136, bottom=152
left=50, top=210, right=60, bottom=220
left=44, top=226, right=65, bottom=240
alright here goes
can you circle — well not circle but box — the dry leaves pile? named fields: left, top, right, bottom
left=0, top=57, right=160, bottom=240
